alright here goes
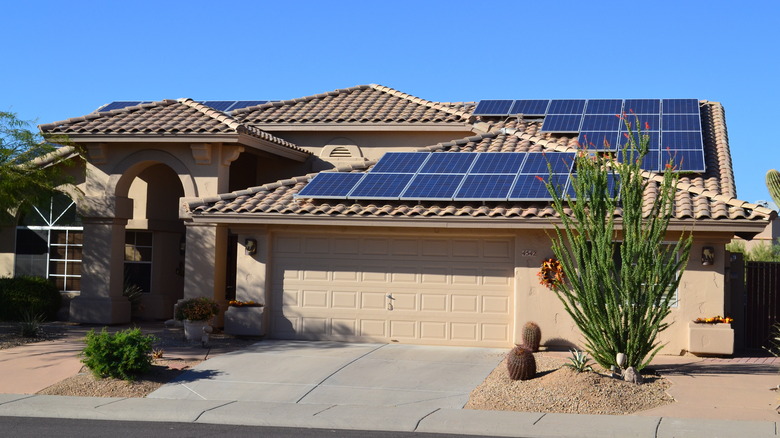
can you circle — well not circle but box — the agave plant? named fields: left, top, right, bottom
left=564, top=349, right=594, bottom=373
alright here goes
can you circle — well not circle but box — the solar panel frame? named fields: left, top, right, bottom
left=547, top=99, right=587, bottom=114
left=370, top=152, right=431, bottom=173
left=418, top=153, right=478, bottom=174
left=295, top=173, right=366, bottom=199
left=400, top=174, right=467, bottom=200
left=473, top=100, right=515, bottom=116
left=509, top=100, right=550, bottom=116
left=453, top=174, right=517, bottom=201
left=348, top=173, right=415, bottom=200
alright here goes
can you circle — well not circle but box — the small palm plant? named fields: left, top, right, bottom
left=564, top=349, right=594, bottom=373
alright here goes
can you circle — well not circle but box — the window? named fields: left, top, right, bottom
left=124, top=231, right=153, bottom=293
left=15, top=194, right=82, bottom=293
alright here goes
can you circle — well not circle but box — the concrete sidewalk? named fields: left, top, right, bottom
left=0, top=393, right=777, bottom=438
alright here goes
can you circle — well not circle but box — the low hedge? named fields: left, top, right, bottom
left=0, top=276, right=61, bottom=321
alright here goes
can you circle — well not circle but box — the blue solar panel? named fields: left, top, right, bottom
left=509, top=174, right=570, bottom=200
left=201, top=101, right=236, bottom=111
left=662, top=114, right=701, bottom=131
left=581, top=114, right=622, bottom=131
left=470, top=153, right=526, bottom=174
left=585, top=100, right=623, bottom=115
left=662, top=99, right=699, bottom=114
left=473, top=100, right=514, bottom=115
left=454, top=174, right=516, bottom=200
left=228, top=101, right=268, bottom=111
left=619, top=131, right=661, bottom=149
left=541, top=114, right=582, bottom=132
left=348, top=173, right=414, bottom=199
left=296, top=173, right=365, bottom=198
left=371, top=152, right=431, bottom=173
left=578, top=131, right=619, bottom=150
left=619, top=114, right=660, bottom=132
left=520, top=153, right=574, bottom=174
left=418, top=153, right=477, bottom=174
left=664, top=150, right=706, bottom=172
left=661, top=132, right=704, bottom=150
left=401, top=174, right=466, bottom=200
left=98, top=101, right=152, bottom=112
left=547, top=99, right=586, bottom=114
left=623, top=99, right=660, bottom=114
left=509, top=100, right=550, bottom=116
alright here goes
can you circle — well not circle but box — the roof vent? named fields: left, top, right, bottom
left=329, top=146, right=352, bottom=158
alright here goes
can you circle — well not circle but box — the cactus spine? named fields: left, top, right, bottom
left=521, top=321, right=541, bottom=352
left=767, top=169, right=780, bottom=208
left=506, top=345, right=536, bottom=380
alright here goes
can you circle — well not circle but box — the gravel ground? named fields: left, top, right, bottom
left=466, top=353, right=674, bottom=415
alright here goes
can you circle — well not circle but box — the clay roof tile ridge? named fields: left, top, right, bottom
left=368, top=84, right=470, bottom=120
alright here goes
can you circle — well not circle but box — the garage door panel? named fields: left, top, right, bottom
left=271, top=234, right=513, bottom=347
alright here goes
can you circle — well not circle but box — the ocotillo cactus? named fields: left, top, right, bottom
left=506, top=345, right=536, bottom=380
left=766, top=169, right=780, bottom=208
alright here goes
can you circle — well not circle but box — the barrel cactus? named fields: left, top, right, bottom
left=521, top=321, right=541, bottom=352
left=506, top=345, right=536, bottom=380
left=767, top=169, right=780, bottom=208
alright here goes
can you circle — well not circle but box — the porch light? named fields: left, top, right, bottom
left=245, top=238, right=257, bottom=256
left=701, top=246, right=715, bottom=266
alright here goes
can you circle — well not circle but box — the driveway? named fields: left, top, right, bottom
left=148, top=340, right=506, bottom=410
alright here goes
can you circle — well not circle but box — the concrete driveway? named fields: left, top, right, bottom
left=148, top=340, right=506, bottom=410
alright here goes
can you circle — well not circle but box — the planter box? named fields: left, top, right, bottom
left=224, top=306, right=265, bottom=336
left=688, top=322, right=734, bottom=355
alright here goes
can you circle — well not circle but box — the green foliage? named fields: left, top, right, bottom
left=81, top=328, right=156, bottom=380
left=0, top=276, right=61, bottom=321
left=564, top=349, right=594, bottom=373
left=123, top=282, right=144, bottom=316
left=506, top=345, right=536, bottom=381
left=18, top=311, right=44, bottom=338
left=727, top=239, right=780, bottom=262
left=175, top=297, right=220, bottom=321
left=0, top=112, right=79, bottom=217
left=766, top=169, right=780, bottom=208
left=521, top=321, right=541, bottom=352
left=544, top=117, right=692, bottom=370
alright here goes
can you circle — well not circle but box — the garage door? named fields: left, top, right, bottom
left=269, top=234, right=514, bottom=347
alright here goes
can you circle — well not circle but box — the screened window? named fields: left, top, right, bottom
left=124, top=231, right=153, bottom=293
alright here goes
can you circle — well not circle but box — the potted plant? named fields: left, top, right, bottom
left=175, top=297, right=220, bottom=341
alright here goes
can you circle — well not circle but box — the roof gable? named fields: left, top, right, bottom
left=231, top=84, right=470, bottom=126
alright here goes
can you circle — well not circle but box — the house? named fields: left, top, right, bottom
left=0, top=85, right=773, bottom=354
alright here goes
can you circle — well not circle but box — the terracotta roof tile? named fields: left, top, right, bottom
left=232, top=84, right=469, bottom=125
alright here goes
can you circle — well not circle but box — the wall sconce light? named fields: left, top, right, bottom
left=702, top=246, right=715, bottom=266
left=245, top=238, right=257, bottom=256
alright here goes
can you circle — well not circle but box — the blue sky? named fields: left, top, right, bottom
left=2, top=1, right=778, bottom=204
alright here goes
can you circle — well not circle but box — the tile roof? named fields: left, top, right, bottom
left=39, top=99, right=309, bottom=155
left=231, top=84, right=470, bottom=125
left=188, top=102, right=774, bottom=224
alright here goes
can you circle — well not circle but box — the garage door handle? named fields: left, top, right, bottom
left=387, top=294, right=394, bottom=311
left=386, top=294, right=395, bottom=300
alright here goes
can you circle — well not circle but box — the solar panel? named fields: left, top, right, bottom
left=584, top=99, right=623, bottom=115
left=619, top=131, right=661, bottom=149
left=662, top=99, right=699, bottom=114
left=401, top=174, right=466, bottom=200
left=662, top=114, right=701, bottom=131
left=201, top=101, right=236, bottom=112
left=509, top=100, right=550, bottom=116
left=473, top=100, right=514, bottom=116
left=623, top=99, right=660, bottom=114
left=578, top=131, right=619, bottom=150
left=418, top=153, right=477, bottom=174
left=348, top=173, right=414, bottom=199
left=581, top=114, right=622, bottom=131
left=520, top=153, right=574, bottom=174
left=509, top=174, right=570, bottom=200
left=228, top=101, right=268, bottom=111
left=541, top=114, right=582, bottom=132
left=547, top=99, right=587, bottom=114
left=370, top=152, right=431, bottom=173
left=470, top=153, right=526, bottom=174
left=661, top=132, right=704, bottom=150
left=619, top=114, right=660, bottom=132
left=98, top=101, right=152, bottom=112
left=296, top=173, right=365, bottom=198
left=664, top=150, right=706, bottom=172
left=453, top=174, right=516, bottom=201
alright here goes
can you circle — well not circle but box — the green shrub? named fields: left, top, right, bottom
left=19, top=310, right=44, bottom=338
left=81, top=328, right=156, bottom=380
left=0, top=276, right=61, bottom=321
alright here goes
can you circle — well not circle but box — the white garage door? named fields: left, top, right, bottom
left=269, top=233, right=514, bottom=347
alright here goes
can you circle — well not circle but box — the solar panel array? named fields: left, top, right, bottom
left=97, top=100, right=269, bottom=113
left=296, top=152, right=578, bottom=201
left=473, top=98, right=705, bottom=172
